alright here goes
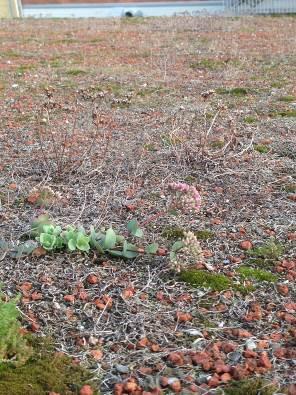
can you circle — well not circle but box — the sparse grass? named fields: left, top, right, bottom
left=15, top=65, right=35, bottom=75
left=223, top=378, right=279, bottom=395
left=237, top=266, right=278, bottom=282
left=278, top=95, right=295, bottom=103
left=247, top=241, right=284, bottom=260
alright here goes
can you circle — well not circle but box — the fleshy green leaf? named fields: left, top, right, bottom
left=108, top=249, right=125, bottom=257
left=145, top=243, right=158, bottom=254
left=39, top=233, right=56, bottom=250
left=68, top=239, right=76, bottom=251
left=76, top=234, right=90, bottom=252
left=14, top=241, right=38, bottom=258
left=103, top=228, right=117, bottom=249
left=0, top=240, right=9, bottom=251
left=123, top=250, right=139, bottom=259
left=123, top=241, right=138, bottom=252
left=127, top=219, right=143, bottom=238
left=42, top=224, right=55, bottom=234
left=171, top=240, right=185, bottom=252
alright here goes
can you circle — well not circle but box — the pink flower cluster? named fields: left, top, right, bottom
left=168, top=182, right=201, bottom=213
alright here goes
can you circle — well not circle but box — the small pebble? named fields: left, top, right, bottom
left=115, top=364, right=129, bottom=374
left=228, top=351, right=242, bottom=363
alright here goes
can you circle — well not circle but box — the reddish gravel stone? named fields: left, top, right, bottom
left=208, top=375, right=220, bottom=388
left=277, top=284, right=289, bottom=295
left=87, top=274, right=99, bottom=284
left=287, top=383, right=296, bottom=395
left=231, top=365, right=248, bottom=380
left=244, top=350, right=258, bottom=358
left=168, top=352, right=184, bottom=366
left=232, top=328, right=252, bottom=338
left=64, top=294, right=75, bottom=303
left=258, top=352, right=272, bottom=369
left=240, top=240, right=253, bottom=250
left=191, top=351, right=211, bottom=366
left=168, top=379, right=182, bottom=393
left=221, top=342, right=237, bottom=353
left=220, top=373, right=232, bottom=383
left=79, top=385, right=93, bottom=395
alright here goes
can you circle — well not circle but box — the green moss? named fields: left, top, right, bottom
left=184, top=175, right=196, bottom=183
left=0, top=338, right=96, bottom=395
left=237, top=266, right=277, bottom=283
left=0, top=295, right=32, bottom=366
left=278, top=95, right=295, bottom=103
left=190, top=59, right=225, bottom=71
left=180, top=269, right=254, bottom=294
left=282, top=183, right=296, bottom=193
left=161, top=134, right=183, bottom=147
left=244, top=116, right=257, bottom=124
left=254, top=144, right=269, bottom=154
left=270, top=109, right=296, bottom=117
left=223, top=378, right=278, bottom=395
left=271, top=81, right=285, bottom=88
left=180, top=270, right=232, bottom=291
left=216, top=87, right=248, bottom=96
left=66, top=69, right=87, bottom=76
left=15, top=65, right=35, bottom=75
left=210, top=140, right=225, bottom=149
left=194, top=230, right=215, bottom=240
left=245, top=258, right=276, bottom=269
left=247, top=241, right=283, bottom=260
left=143, top=143, right=157, bottom=152
left=162, top=227, right=184, bottom=240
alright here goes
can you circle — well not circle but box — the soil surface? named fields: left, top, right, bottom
left=0, top=15, right=295, bottom=395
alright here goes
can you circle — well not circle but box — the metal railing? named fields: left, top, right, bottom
left=224, top=0, right=296, bottom=14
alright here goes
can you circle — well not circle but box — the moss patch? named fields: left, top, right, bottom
left=244, top=116, right=257, bottom=124
left=194, top=230, right=215, bottom=240
left=282, top=183, right=296, bottom=193
left=162, top=226, right=184, bottom=240
left=247, top=241, right=283, bottom=260
left=216, top=87, right=249, bottom=96
left=66, top=69, right=87, bottom=76
left=237, top=266, right=278, bottom=283
left=179, top=270, right=252, bottom=294
left=180, top=270, right=231, bottom=291
left=245, top=258, right=276, bottom=269
left=0, top=338, right=96, bottom=395
left=270, top=109, right=296, bottom=117
left=254, top=144, right=269, bottom=154
left=190, top=59, right=226, bottom=71
left=222, top=378, right=278, bottom=395
left=278, top=95, right=295, bottom=103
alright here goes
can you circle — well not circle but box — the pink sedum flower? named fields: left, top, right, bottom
left=168, top=182, right=201, bottom=213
